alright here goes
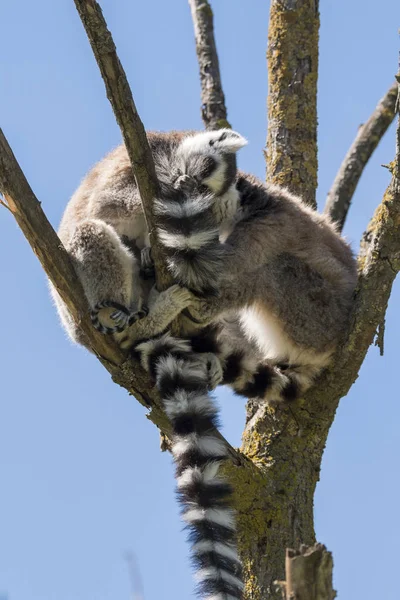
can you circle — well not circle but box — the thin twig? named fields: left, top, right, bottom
left=324, top=82, right=398, bottom=231
left=188, top=0, right=230, bottom=130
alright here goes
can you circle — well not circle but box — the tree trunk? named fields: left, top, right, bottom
left=266, top=0, right=319, bottom=207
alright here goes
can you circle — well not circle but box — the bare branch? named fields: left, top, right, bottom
left=324, top=82, right=398, bottom=231
left=188, top=0, right=230, bottom=130
left=0, top=128, right=122, bottom=366
left=72, top=0, right=172, bottom=286
left=266, top=0, right=320, bottom=207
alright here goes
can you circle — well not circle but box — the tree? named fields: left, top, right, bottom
left=0, top=1, right=399, bottom=598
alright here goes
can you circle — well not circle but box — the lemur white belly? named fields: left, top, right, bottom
left=239, top=304, right=332, bottom=368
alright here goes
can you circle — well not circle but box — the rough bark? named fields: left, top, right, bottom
left=230, top=93, right=400, bottom=598
left=279, top=544, right=336, bottom=600
left=188, top=0, right=230, bottom=130
left=266, top=0, right=319, bottom=207
left=325, top=82, right=398, bottom=231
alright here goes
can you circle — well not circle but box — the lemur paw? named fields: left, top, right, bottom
left=173, top=173, right=196, bottom=193
left=205, top=353, right=224, bottom=390
left=140, top=247, right=155, bottom=280
left=164, top=284, right=196, bottom=309
left=91, top=301, right=148, bottom=334
left=184, top=298, right=214, bottom=325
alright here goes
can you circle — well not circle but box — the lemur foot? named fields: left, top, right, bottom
left=163, top=284, right=196, bottom=308
left=204, top=353, right=224, bottom=390
left=140, top=247, right=155, bottom=280
left=91, top=301, right=148, bottom=335
left=184, top=298, right=215, bottom=326
left=117, top=285, right=198, bottom=350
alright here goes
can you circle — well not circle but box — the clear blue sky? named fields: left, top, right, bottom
left=0, top=1, right=399, bottom=599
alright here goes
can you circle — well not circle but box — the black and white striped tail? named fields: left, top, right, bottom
left=188, top=328, right=311, bottom=404
left=135, top=334, right=244, bottom=600
left=154, top=192, right=225, bottom=295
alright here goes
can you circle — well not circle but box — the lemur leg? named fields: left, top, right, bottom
left=140, top=246, right=155, bottom=280
left=67, top=219, right=146, bottom=334
left=224, top=357, right=324, bottom=404
left=117, top=285, right=201, bottom=350
left=185, top=255, right=343, bottom=403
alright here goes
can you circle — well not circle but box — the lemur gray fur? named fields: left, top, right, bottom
left=137, top=128, right=357, bottom=405
left=53, top=126, right=357, bottom=404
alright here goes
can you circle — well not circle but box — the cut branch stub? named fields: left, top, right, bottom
left=282, top=544, right=336, bottom=600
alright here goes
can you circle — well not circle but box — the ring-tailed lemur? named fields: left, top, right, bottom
left=52, top=128, right=356, bottom=600
left=53, top=124, right=357, bottom=408
left=147, top=129, right=358, bottom=404
left=50, top=130, right=246, bottom=600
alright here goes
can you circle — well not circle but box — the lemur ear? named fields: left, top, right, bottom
left=207, top=129, right=248, bottom=153
left=178, top=129, right=248, bottom=157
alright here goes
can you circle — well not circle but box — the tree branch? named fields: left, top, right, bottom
left=72, top=0, right=173, bottom=285
left=234, top=82, right=400, bottom=599
left=324, top=82, right=398, bottom=231
left=188, top=0, right=230, bottom=130
left=266, top=0, right=320, bottom=207
left=2, top=2, right=399, bottom=597
left=0, top=129, right=122, bottom=366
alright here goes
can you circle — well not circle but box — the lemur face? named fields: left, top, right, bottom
left=174, top=129, right=247, bottom=196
